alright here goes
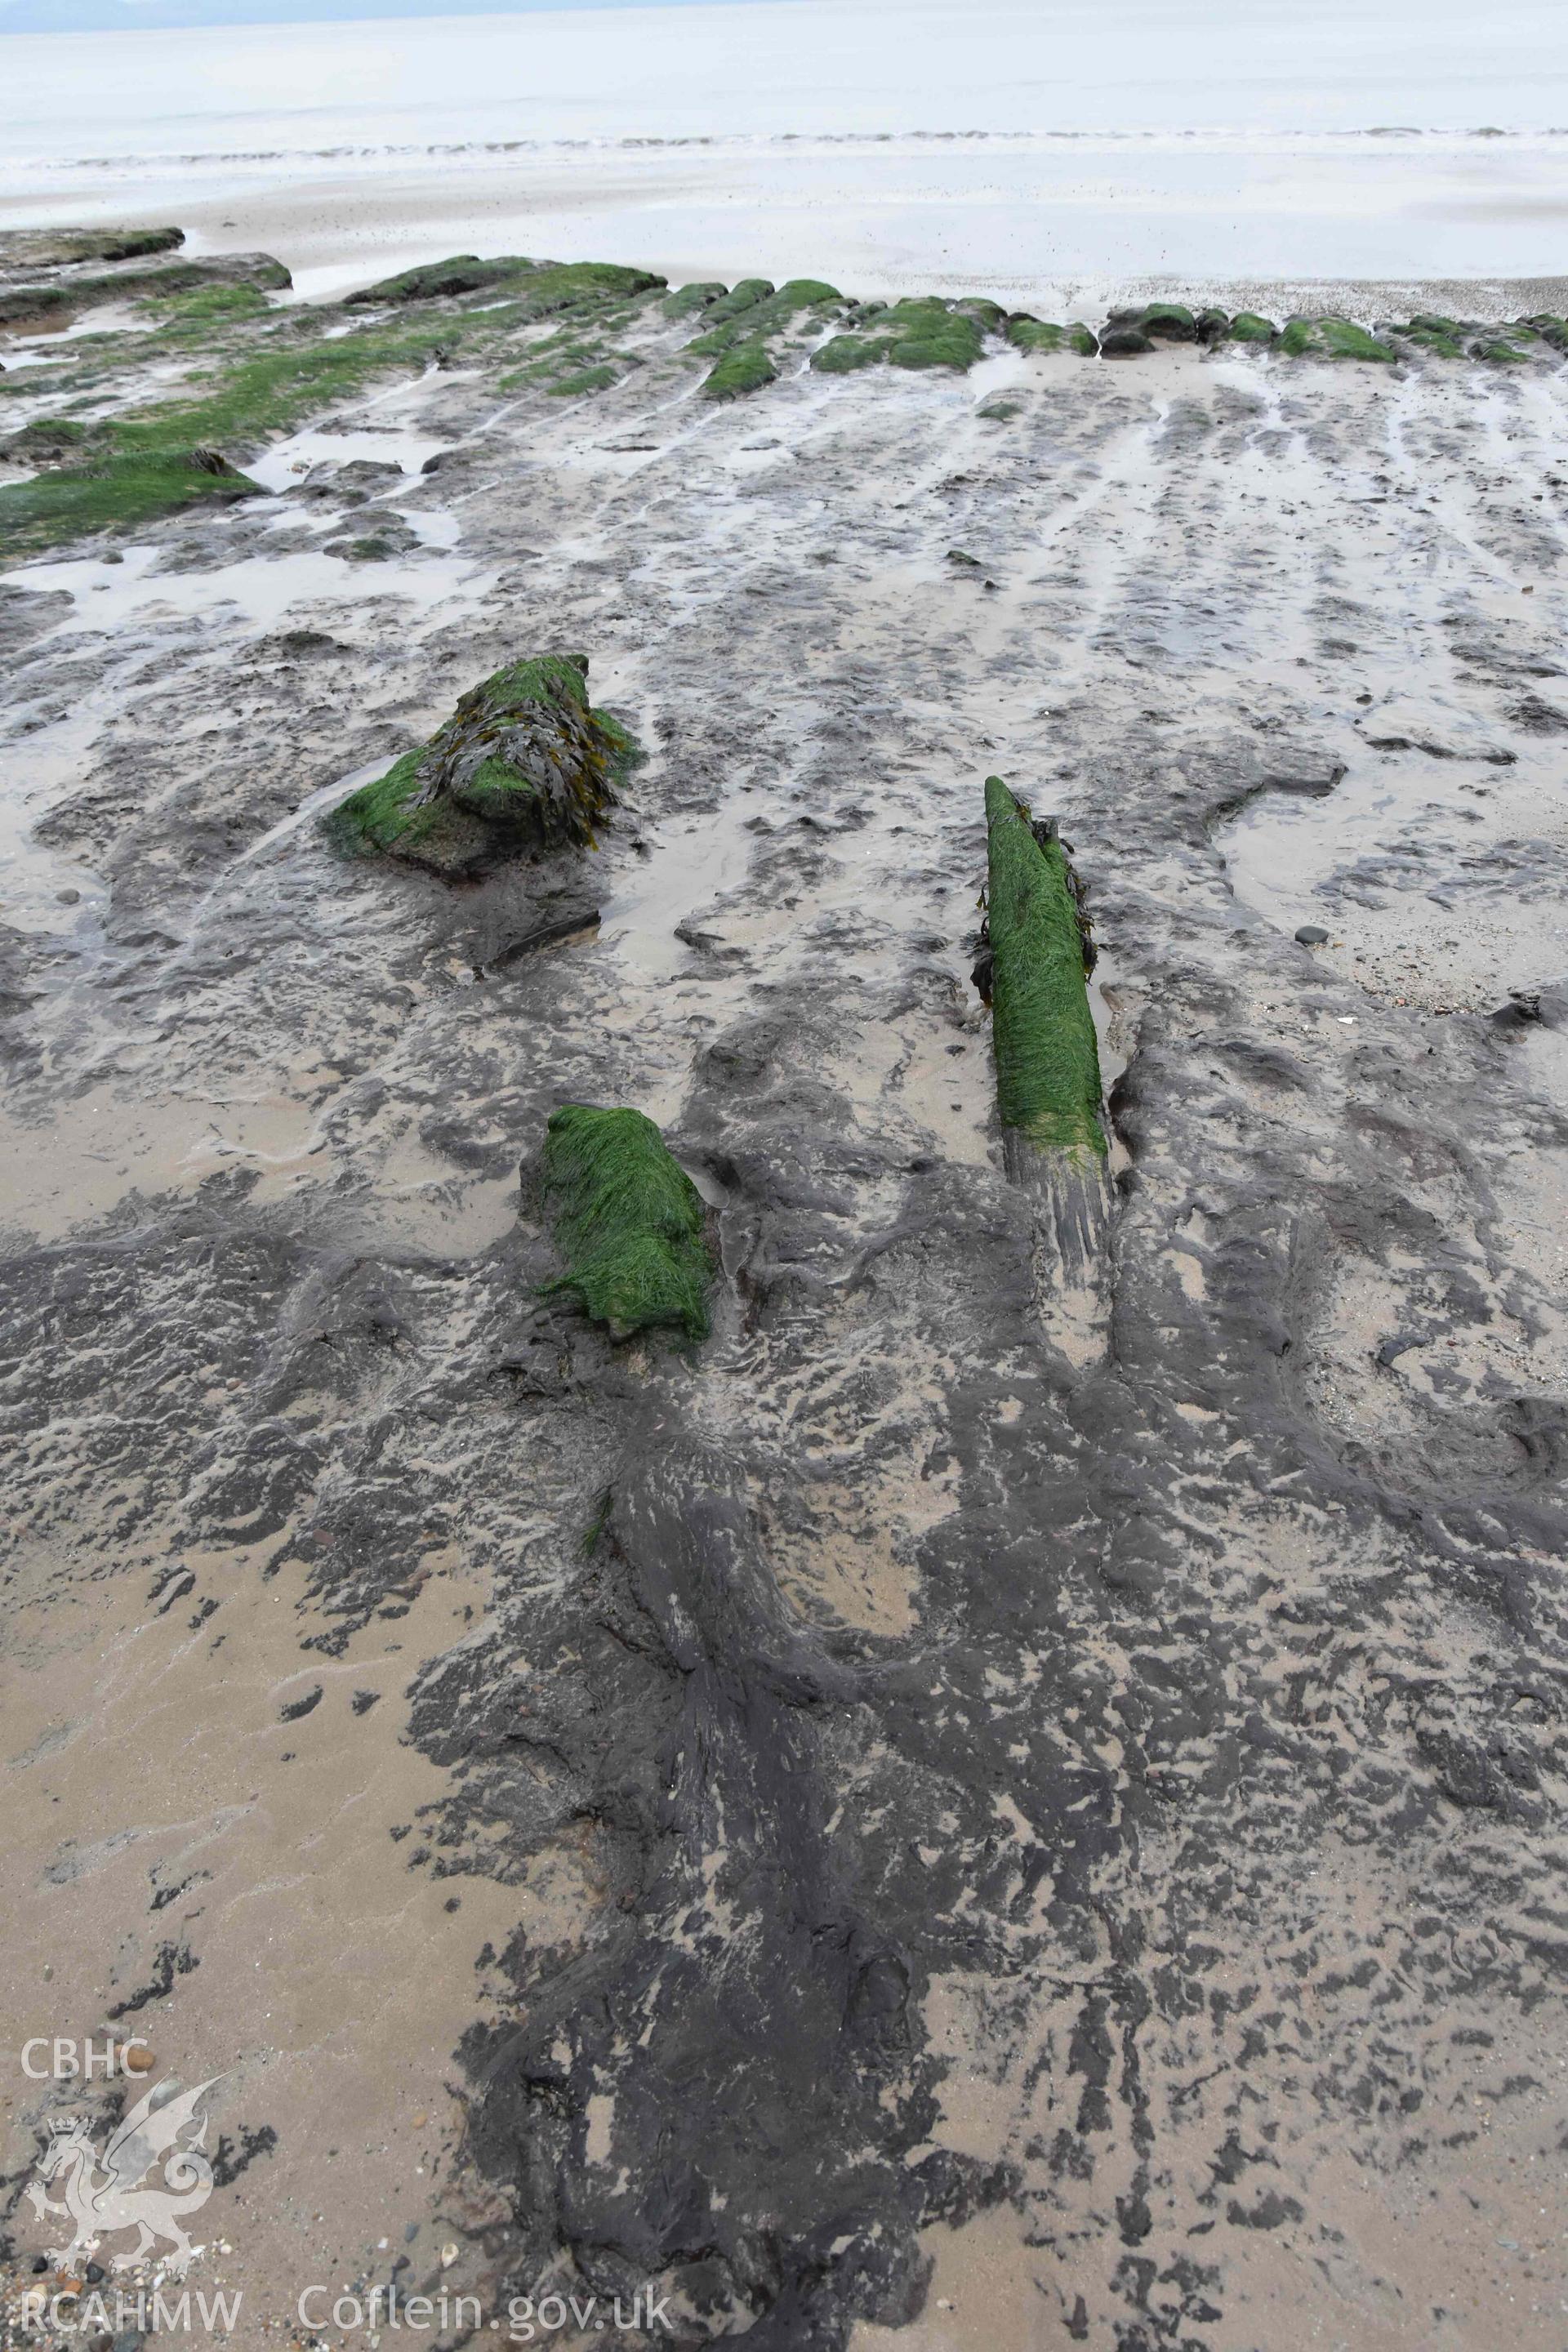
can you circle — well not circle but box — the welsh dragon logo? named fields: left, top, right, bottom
left=25, top=2077, right=220, bottom=2277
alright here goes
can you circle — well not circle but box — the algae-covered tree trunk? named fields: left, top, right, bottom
left=327, top=653, right=632, bottom=879
left=983, top=774, right=1111, bottom=1296
left=541, top=1105, right=715, bottom=1343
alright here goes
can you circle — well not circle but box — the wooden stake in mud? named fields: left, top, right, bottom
left=981, top=774, right=1111, bottom=1281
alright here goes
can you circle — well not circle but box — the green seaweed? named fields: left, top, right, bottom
left=811, top=332, right=883, bottom=374
left=884, top=298, right=987, bottom=371
left=546, top=363, right=621, bottom=396
left=0, top=251, right=678, bottom=558
left=685, top=278, right=843, bottom=357
left=342, top=254, right=533, bottom=305
left=1473, top=337, right=1531, bottom=363
left=1385, top=314, right=1472, bottom=357
left=99, top=314, right=459, bottom=457
left=0, top=225, right=184, bottom=269
left=0, top=448, right=261, bottom=559
left=149, top=283, right=274, bottom=334
left=810, top=296, right=987, bottom=376
left=0, top=283, right=75, bottom=327
left=983, top=776, right=1105, bottom=1161
left=663, top=281, right=728, bottom=318
left=0, top=254, right=290, bottom=330
left=1107, top=301, right=1196, bottom=342
left=1007, top=317, right=1067, bottom=354
left=454, top=261, right=664, bottom=327
left=326, top=653, right=633, bottom=875
left=1226, top=311, right=1278, bottom=344
left=701, top=338, right=777, bottom=399
left=541, top=1103, right=714, bottom=1343
left=2, top=416, right=112, bottom=464
left=698, top=278, right=775, bottom=325
left=1005, top=317, right=1098, bottom=359
left=1279, top=316, right=1397, bottom=363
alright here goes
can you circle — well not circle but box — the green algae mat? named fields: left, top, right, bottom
left=813, top=297, right=991, bottom=376
left=0, top=448, right=261, bottom=559
left=326, top=654, right=633, bottom=879
left=984, top=776, right=1105, bottom=1162
left=542, top=1105, right=715, bottom=1343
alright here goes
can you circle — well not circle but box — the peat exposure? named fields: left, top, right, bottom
left=2, top=229, right=1567, bottom=2350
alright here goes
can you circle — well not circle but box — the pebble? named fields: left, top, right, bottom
left=1295, top=924, right=1330, bottom=946
left=56, top=888, right=80, bottom=905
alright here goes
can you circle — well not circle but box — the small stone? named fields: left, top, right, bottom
left=441, top=2242, right=460, bottom=2269
left=56, top=888, right=80, bottom=905
left=86, top=2261, right=105, bottom=2283
left=1294, top=924, right=1330, bottom=945
left=123, top=2044, right=154, bottom=2074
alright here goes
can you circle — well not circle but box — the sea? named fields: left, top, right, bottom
left=1, top=0, right=1565, bottom=303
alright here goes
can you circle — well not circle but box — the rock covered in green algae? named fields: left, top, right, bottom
left=0, top=250, right=290, bottom=329
left=1105, top=301, right=1197, bottom=343
left=1192, top=305, right=1276, bottom=345
left=1387, top=318, right=1466, bottom=357
left=1005, top=316, right=1097, bottom=357
left=541, top=1104, right=715, bottom=1343
left=0, top=224, right=185, bottom=272
left=688, top=278, right=777, bottom=334
left=663, top=281, right=729, bottom=318
left=547, top=361, right=622, bottom=397
left=687, top=279, right=844, bottom=360
left=345, top=256, right=665, bottom=317
left=1098, top=323, right=1153, bottom=358
left=326, top=653, right=633, bottom=879
left=1279, top=316, right=1397, bottom=363
left=813, top=296, right=991, bottom=375
left=342, top=254, right=534, bottom=305
left=702, top=339, right=778, bottom=399
left=983, top=776, right=1105, bottom=1163
left=0, top=447, right=260, bottom=562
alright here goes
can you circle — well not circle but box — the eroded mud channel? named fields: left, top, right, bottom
left=2, top=238, right=1567, bottom=2352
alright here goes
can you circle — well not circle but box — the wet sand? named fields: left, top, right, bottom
left=2, top=265, right=1567, bottom=2349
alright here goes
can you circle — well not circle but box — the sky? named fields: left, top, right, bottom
left=0, top=0, right=761, bottom=28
